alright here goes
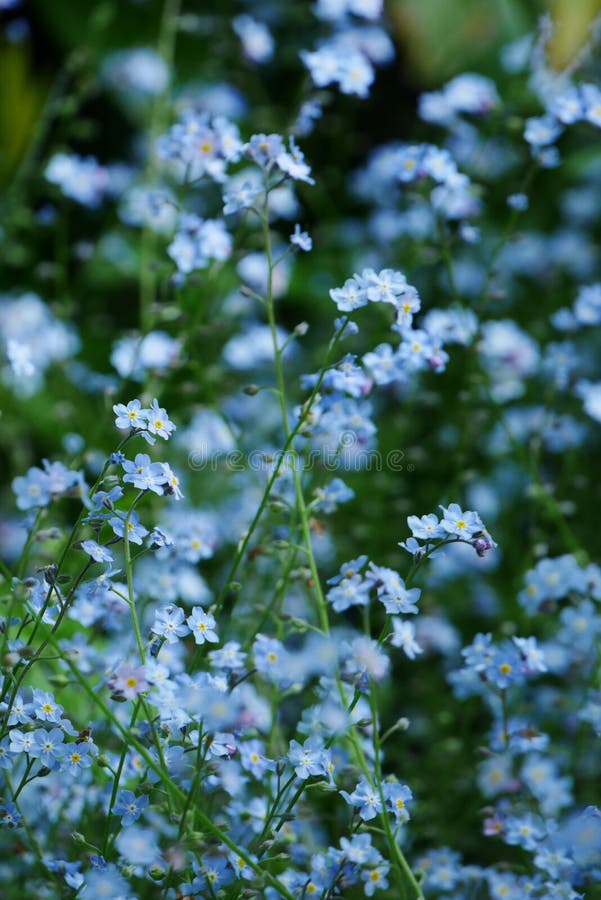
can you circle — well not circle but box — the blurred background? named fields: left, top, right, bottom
left=2, top=0, right=600, bottom=191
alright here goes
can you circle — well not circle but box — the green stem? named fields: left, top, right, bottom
left=436, top=217, right=460, bottom=303
left=210, top=320, right=346, bottom=624
left=139, top=0, right=181, bottom=335
left=102, top=700, right=142, bottom=857
left=140, top=696, right=173, bottom=815
left=123, top=493, right=147, bottom=661
left=261, top=199, right=329, bottom=635
left=478, top=161, right=538, bottom=306
left=260, top=190, right=423, bottom=897
left=4, top=774, right=65, bottom=892
left=15, top=510, right=43, bottom=580
left=369, top=683, right=424, bottom=900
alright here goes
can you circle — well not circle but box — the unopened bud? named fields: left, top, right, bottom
left=356, top=717, right=373, bottom=729
left=43, top=564, right=58, bottom=585
left=148, top=864, right=166, bottom=880
left=2, top=652, right=20, bottom=670
left=35, top=528, right=63, bottom=542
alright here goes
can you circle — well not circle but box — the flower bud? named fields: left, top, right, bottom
left=148, top=864, right=166, bottom=880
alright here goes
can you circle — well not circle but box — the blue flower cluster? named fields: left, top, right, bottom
left=2, top=3, right=601, bottom=900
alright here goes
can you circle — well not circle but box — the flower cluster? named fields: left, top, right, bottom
left=3, top=6, right=601, bottom=900
left=403, top=503, right=496, bottom=558
left=113, top=398, right=176, bottom=444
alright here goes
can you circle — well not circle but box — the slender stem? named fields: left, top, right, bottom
left=123, top=493, right=147, bottom=662
left=176, top=726, right=205, bottom=840
left=260, top=188, right=423, bottom=897
left=139, top=0, right=181, bottom=334
left=369, top=683, right=425, bottom=900
left=211, top=319, right=345, bottom=623
left=261, top=198, right=329, bottom=634
left=4, top=774, right=65, bottom=893
left=478, top=161, right=538, bottom=305
left=15, top=510, right=43, bottom=580
left=102, top=700, right=142, bottom=856
left=436, top=217, right=460, bottom=303
left=139, top=696, right=173, bottom=815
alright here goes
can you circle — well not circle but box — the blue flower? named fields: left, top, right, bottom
left=503, top=812, right=546, bottom=851
left=340, top=776, right=383, bottom=820
left=167, top=214, right=232, bottom=275
left=247, top=133, right=285, bottom=167
left=362, top=863, right=390, bottom=896
left=31, top=688, right=64, bottom=723
left=368, top=564, right=421, bottom=615
left=287, top=736, right=329, bottom=780
left=151, top=605, right=190, bottom=644
left=45, top=153, right=110, bottom=208
left=113, top=399, right=147, bottom=431
left=362, top=344, right=406, bottom=386
left=383, top=782, right=413, bottom=823
left=209, top=641, right=246, bottom=673
left=109, top=510, right=149, bottom=545
left=524, top=114, right=563, bottom=149
left=330, top=274, right=369, bottom=312
left=9, top=728, right=37, bottom=755
left=31, top=727, right=65, bottom=768
left=326, top=568, right=371, bottom=613
left=439, top=502, right=485, bottom=538
left=253, top=634, right=290, bottom=684
left=180, top=855, right=234, bottom=894
left=407, top=513, right=446, bottom=541
left=483, top=642, right=526, bottom=689
left=157, top=110, right=242, bottom=182
left=313, top=478, right=354, bottom=513
left=290, top=223, right=312, bottom=251
left=12, top=467, right=52, bottom=510
left=365, top=267, right=407, bottom=304
left=146, top=399, right=176, bottom=440
left=0, top=737, right=13, bottom=770
left=276, top=137, right=315, bottom=184
left=113, top=790, right=149, bottom=826
left=61, top=742, right=92, bottom=775
left=239, top=739, right=270, bottom=778
left=223, top=179, right=261, bottom=214
left=390, top=620, right=423, bottom=659
left=159, top=462, right=184, bottom=500
left=122, top=453, right=166, bottom=494
left=80, top=540, right=114, bottom=564
left=0, top=801, right=21, bottom=829
left=187, top=607, right=218, bottom=645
